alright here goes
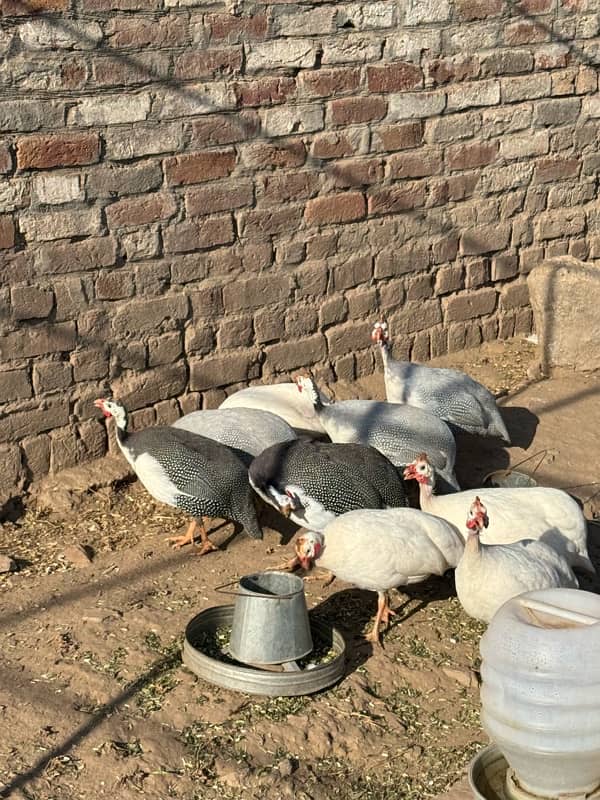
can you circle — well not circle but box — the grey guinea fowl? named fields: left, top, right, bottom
left=171, top=407, right=297, bottom=466
left=248, top=438, right=408, bottom=532
left=94, top=398, right=262, bottom=555
left=372, top=320, right=511, bottom=443
left=295, top=375, right=460, bottom=492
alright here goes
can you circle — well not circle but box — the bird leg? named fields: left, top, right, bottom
left=304, top=569, right=336, bottom=586
left=274, top=555, right=301, bottom=572
left=166, top=518, right=218, bottom=556
left=365, top=592, right=392, bottom=645
left=193, top=518, right=219, bottom=556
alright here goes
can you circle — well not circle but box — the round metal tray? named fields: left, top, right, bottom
left=182, top=605, right=346, bottom=697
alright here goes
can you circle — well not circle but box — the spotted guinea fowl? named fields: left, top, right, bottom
left=372, top=320, right=510, bottom=443
left=219, top=382, right=328, bottom=436
left=295, top=374, right=459, bottom=491
left=94, top=398, right=262, bottom=555
left=455, top=497, right=578, bottom=623
left=249, top=439, right=408, bottom=531
left=403, top=453, right=593, bottom=573
left=171, top=407, right=297, bottom=465
left=292, top=508, right=464, bottom=643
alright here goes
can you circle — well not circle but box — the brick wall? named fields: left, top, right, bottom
left=0, top=0, right=599, bottom=499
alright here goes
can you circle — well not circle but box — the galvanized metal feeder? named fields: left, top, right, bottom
left=182, top=571, right=346, bottom=696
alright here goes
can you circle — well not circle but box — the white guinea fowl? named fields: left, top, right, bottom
left=172, top=407, right=297, bottom=462
left=219, top=382, right=328, bottom=436
left=293, top=508, right=464, bottom=643
left=455, top=497, right=579, bottom=623
left=372, top=320, right=510, bottom=443
left=295, top=374, right=460, bottom=491
left=403, top=454, right=594, bottom=574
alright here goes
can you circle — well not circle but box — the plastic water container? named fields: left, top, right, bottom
left=480, top=588, right=600, bottom=798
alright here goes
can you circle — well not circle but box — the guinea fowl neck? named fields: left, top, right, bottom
left=418, top=478, right=435, bottom=509
left=465, top=530, right=482, bottom=556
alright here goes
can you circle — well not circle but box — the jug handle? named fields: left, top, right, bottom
left=520, top=597, right=600, bottom=627
left=214, top=577, right=305, bottom=600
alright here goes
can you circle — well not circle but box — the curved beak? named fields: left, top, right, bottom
left=299, top=555, right=312, bottom=570
left=93, top=398, right=106, bottom=410
left=280, top=503, right=292, bottom=518
left=403, top=464, right=417, bottom=480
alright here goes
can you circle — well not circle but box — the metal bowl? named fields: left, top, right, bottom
left=483, top=470, right=538, bottom=489
left=183, top=605, right=346, bottom=697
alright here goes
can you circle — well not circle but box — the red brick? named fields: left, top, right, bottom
left=455, top=0, right=503, bottom=19
left=367, top=62, right=423, bottom=93
left=2, top=0, right=67, bottom=13
left=311, top=132, right=358, bottom=159
left=329, top=96, right=387, bottom=126
left=328, top=158, right=384, bottom=188
left=371, top=121, right=423, bottom=152
left=258, top=172, right=319, bottom=205
left=533, top=157, right=580, bottom=183
left=60, top=58, right=87, bottom=90
left=238, top=206, right=304, bottom=238
left=504, top=20, right=549, bottom=45
left=299, top=67, right=361, bottom=98
left=164, top=215, right=235, bottom=253
left=427, top=55, right=480, bottom=85
left=388, top=149, right=442, bottom=179
left=191, top=112, right=259, bottom=146
left=92, top=54, right=169, bottom=86
left=242, top=140, right=306, bottom=169
left=367, top=182, right=426, bottom=215
left=206, top=12, right=269, bottom=41
left=81, top=0, right=160, bottom=9
left=234, top=77, right=296, bottom=107
left=174, top=48, right=243, bottom=80
left=17, top=133, right=100, bottom=170
left=0, top=215, right=14, bottom=249
left=304, top=192, right=366, bottom=225
left=447, top=141, right=498, bottom=171
left=106, top=193, right=177, bottom=228
left=517, top=0, right=553, bottom=11
left=95, top=270, right=134, bottom=300
left=35, top=237, right=117, bottom=275
left=165, top=149, right=236, bottom=186
left=185, top=180, right=254, bottom=217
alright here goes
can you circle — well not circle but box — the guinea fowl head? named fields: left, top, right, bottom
left=371, top=320, right=389, bottom=345
left=403, top=454, right=434, bottom=485
left=295, top=374, right=321, bottom=407
left=94, top=398, right=128, bottom=430
left=466, top=496, right=488, bottom=533
left=294, top=530, right=324, bottom=570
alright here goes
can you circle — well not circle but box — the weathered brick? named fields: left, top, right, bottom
left=536, top=209, right=585, bottom=239
left=501, top=280, right=530, bottom=309
left=265, top=334, right=327, bottom=372
left=294, top=262, right=329, bottom=299
left=121, top=229, right=160, bottom=262
left=0, top=369, right=32, bottom=402
left=147, top=332, right=182, bottom=367
left=11, top=285, right=54, bottom=320
left=480, top=49, right=534, bottom=76
left=378, top=281, right=405, bottom=310
left=375, top=242, right=430, bottom=278
left=447, top=80, right=500, bottom=111
left=406, top=274, right=433, bottom=300
left=326, top=320, right=371, bottom=356
left=190, top=352, right=260, bottom=390
left=367, top=62, right=423, bottom=93
left=35, top=237, right=117, bottom=276
left=71, top=348, right=109, bottom=381
left=425, top=111, right=482, bottom=142
left=321, top=34, right=382, bottom=65
left=32, top=360, right=72, bottom=393
left=105, top=193, right=177, bottom=228
left=107, top=14, right=187, bottom=48
left=191, top=114, right=259, bottom=149
left=454, top=0, right=503, bottom=20
left=465, top=258, right=489, bottom=288
left=165, top=215, right=235, bottom=253
left=2, top=0, right=68, bottom=15
left=501, top=73, right=551, bottom=102
left=332, top=254, right=372, bottom=291
left=238, top=206, right=304, bottom=238
left=241, top=139, right=306, bottom=169
left=0, top=99, right=63, bottom=133
left=53, top=277, right=88, bottom=322
left=234, top=78, right=297, bottom=107
left=0, top=215, right=14, bottom=249
left=533, top=157, right=581, bottom=184
left=0, top=142, right=12, bottom=174
left=534, top=97, right=581, bottom=126
left=391, top=299, right=442, bottom=333
left=388, top=91, right=446, bottom=119
left=305, top=192, right=366, bottom=225
left=326, top=158, right=384, bottom=189
left=113, top=363, right=187, bottom=411
left=20, top=208, right=102, bottom=242
left=492, top=253, right=519, bottom=281
left=87, top=163, right=162, bottom=199
left=21, top=434, right=50, bottom=478
left=444, top=288, right=497, bottom=322
left=105, top=122, right=185, bottom=161
left=32, top=174, right=83, bottom=205
left=435, top=265, right=464, bottom=295
left=446, top=141, right=498, bottom=171
left=95, top=270, right=134, bottom=300
left=246, top=39, right=316, bottom=71
left=504, top=20, right=550, bottom=45
left=112, top=296, right=188, bottom=336
left=67, top=93, right=152, bottom=126
left=500, top=131, right=549, bottom=159
left=388, top=148, right=442, bottom=178
left=165, top=149, right=236, bottom=186
left=427, top=55, right=480, bottom=85
left=535, top=44, right=570, bottom=70
left=257, top=171, right=319, bottom=205
left=273, top=5, right=336, bottom=35
left=319, top=295, right=348, bottom=327
left=329, top=96, right=387, bottom=126
left=205, top=11, right=268, bottom=41
left=479, top=163, right=533, bottom=194
left=371, top=121, right=423, bottom=152
left=405, top=0, right=450, bottom=23
left=17, top=133, right=99, bottom=171
left=223, top=274, right=291, bottom=312
left=185, top=180, right=254, bottom=217
left=174, top=47, right=243, bottom=80
left=218, top=315, right=254, bottom=348
left=0, top=399, right=69, bottom=442
left=460, top=223, right=511, bottom=254
left=299, top=67, right=361, bottom=98
left=368, top=182, right=426, bottom=215
left=260, top=104, right=324, bottom=136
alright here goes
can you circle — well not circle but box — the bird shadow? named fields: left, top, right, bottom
left=257, top=501, right=301, bottom=545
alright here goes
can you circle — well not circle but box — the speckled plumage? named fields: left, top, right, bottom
left=118, top=424, right=262, bottom=539
left=249, top=439, right=408, bottom=530
left=171, top=408, right=297, bottom=465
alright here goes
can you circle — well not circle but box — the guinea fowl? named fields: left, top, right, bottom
left=171, top=407, right=297, bottom=465
left=292, top=508, right=464, bottom=643
left=455, top=497, right=578, bottom=624
left=403, top=453, right=594, bottom=573
left=295, top=374, right=459, bottom=491
left=219, top=382, right=328, bottom=436
left=94, top=398, right=262, bottom=555
left=372, top=320, right=510, bottom=443
left=248, top=439, right=408, bottom=531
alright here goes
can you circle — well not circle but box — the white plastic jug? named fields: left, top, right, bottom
left=480, top=588, right=600, bottom=798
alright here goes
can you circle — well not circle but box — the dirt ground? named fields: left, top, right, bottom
left=1, top=336, right=600, bottom=800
